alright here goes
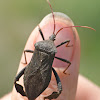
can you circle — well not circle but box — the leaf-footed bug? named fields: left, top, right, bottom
left=14, top=0, right=95, bottom=100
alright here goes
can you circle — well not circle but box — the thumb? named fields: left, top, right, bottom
left=12, top=12, right=80, bottom=100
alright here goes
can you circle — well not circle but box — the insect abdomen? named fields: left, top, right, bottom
left=24, top=49, right=55, bottom=100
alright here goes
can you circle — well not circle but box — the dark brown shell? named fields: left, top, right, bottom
left=24, top=49, right=55, bottom=100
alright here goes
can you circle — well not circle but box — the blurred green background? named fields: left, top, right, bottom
left=0, top=0, right=100, bottom=97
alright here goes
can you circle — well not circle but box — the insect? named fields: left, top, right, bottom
left=14, top=0, right=95, bottom=100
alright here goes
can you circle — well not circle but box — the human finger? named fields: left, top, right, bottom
left=11, top=12, right=80, bottom=100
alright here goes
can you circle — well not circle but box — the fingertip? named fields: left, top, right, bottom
left=35, top=12, right=80, bottom=100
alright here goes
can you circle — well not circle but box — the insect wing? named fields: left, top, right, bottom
left=24, top=50, right=54, bottom=100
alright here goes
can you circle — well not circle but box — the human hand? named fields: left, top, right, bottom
left=1, top=12, right=100, bottom=100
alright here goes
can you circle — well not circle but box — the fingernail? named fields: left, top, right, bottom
left=36, top=12, right=76, bottom=69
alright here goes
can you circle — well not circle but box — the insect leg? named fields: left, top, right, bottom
left=56, top=40, right=70, bottom=48
left=55, top=56, right=71, bottom=74
left=22, top=50, right=34, bottom=64
left=38, top=25, right=45, bottom=40
left=44, top=67, right=62, bottom=100
left=14, top=67, right=26, bottom=96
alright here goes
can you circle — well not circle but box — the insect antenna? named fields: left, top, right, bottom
left=47, top=0, right=56, bottom=35
left=55, top=26, right=96, bottom=36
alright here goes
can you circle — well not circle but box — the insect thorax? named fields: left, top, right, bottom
left=34, top=40, right=57, bottom=55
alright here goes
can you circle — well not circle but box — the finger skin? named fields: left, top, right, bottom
left=35, top=12, right=80, bottom=100
left=0, top=93, right=11, bottom=100
left=76, top=75, right=100, bottom=100
left=11, top=12, right=80, bottom=100
left=1, top=75, right=100, bottom=100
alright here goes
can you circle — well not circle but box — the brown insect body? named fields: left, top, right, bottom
left=24, top=39, right=57, bottom=100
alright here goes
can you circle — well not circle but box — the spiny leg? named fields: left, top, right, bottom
left=55, top=56, right=71, bottom=74
left=14, top=67, right=26, bottom=96
left=38, top=25, right=45, bottom=40
left=56, top=40, right=70, bottom=48
left=44, top=67, right=62, bottom=100
left=22, top=50, right=34, bottom=64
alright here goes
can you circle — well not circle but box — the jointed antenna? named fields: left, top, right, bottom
left=47, top=0, right=56, bottom=34
left=47, top=0, right=95, bottom=36
left=56, top=26, right=96, bottom=35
